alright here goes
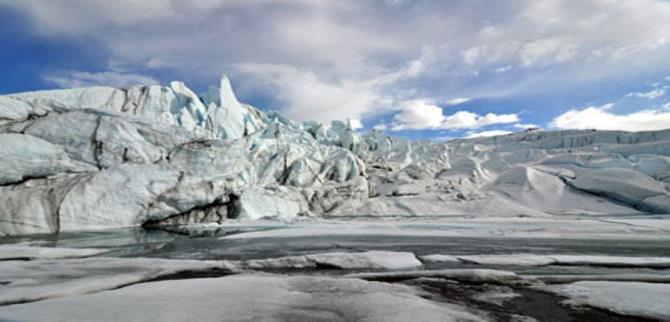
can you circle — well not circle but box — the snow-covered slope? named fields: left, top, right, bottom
left=1, top=76, right=669, bottom=235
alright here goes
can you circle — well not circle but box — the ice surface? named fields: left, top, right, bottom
left=0, top=245, right=107, bottom=260
left=548, top=281, right=670, bottom=320
left=421, top=253, right=670, bottom=267
left=220, top=217, right=670, bottom=240
left=419, top=254, right=461, bottom=263
left=572, top=168, right=670, bottom=212
left=347, top=269, right=520, bottom=283
left=244, top=251, right=423, bottom=270
left=455, top=254, right=555, bottom=266
left=0, top=274, right=487, bottom=322
left=528, top=274, right=670, bottom=284
left=0, top=256, right=236, bottom=305
left=0, top=134, right=94, bottom=185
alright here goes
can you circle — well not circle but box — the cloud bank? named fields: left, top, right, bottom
left=2, top=0, right=670, bottom=134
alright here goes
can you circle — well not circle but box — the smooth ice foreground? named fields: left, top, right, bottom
left=422, top=253, right=670, bottom=268
left=0, top=256, right=236, bottom=305
left=3, top=236, right=670, bottom=321
left=1, top=75, right=670, bottom=235
left=548, top=281, right=670, bottom=320
left=243, top=250, right=423, bottom=270
left=0, top=274, right=485, bottom=322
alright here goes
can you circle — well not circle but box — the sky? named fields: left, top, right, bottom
left=1, top=0, right=670, bottom=139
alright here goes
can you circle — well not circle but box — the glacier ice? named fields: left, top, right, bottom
left=1, top=75, right=670, bottom=235
left=243, top=251, right=423, bottom=270
left=547, top=281, right=670, bottom=320
left=0, top=256, right=237, bottom=305
left=421, top=253, right=670, bottom=268
left=0, top=274, right=487, bottom=322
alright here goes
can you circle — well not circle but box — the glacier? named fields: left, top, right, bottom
left=1, top=75, right=669, bottom=236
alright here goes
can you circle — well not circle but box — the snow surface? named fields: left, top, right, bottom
left=0, top=274, right=487, bottom=322
left=244, top=251, right=423, bottom=270
left=421, top=253, right=670, bottom=267
left=548, top=281, right=670, bottom=320
left=219, top=217, right=670, bottom=240
left=0, top=257, right=236, bottom=305
left=0, top=245, right=107, bottom=260
left=527, top=274, right=670, bottom=284
left=1, top=76, right=670, bottom=235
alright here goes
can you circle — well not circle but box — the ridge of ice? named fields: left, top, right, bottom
left=1, top=75, right=670, bottom=235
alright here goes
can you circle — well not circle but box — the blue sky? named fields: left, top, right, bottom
left=1, top=0, right=670, bottom=139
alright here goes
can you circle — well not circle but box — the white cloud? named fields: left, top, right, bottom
left=662, top=102, right=670, bottom=110
left=390, top=99, right=519, bottom=130
left=461, top=0, right=670, bottom=69
left=550, top=103, right=670, bottom=131
left=443, top=111, right=519, bottom=130
left=513, top=123, right=540, bottom=129
left=627, top=88, right=666, bottom=99
left=495, top=65, right=513, bottom=74
left=392, top=100, right=445, bottom=129
left=347, top=119, right=363, bottom=130
left=373, top=124, right=388, bottom=130
left=232, top=51, right=430, bottom=124
left=385, top=0, right=411, bottom=7
left=445, top=98, right=471, bottom=106
left=466, top=130, right=513, bottom=138
left=43, top=71, right=159, bottom=88
left=234, top=64, right=383, bottom=124
left=519, top=37, right=577, bottom=67
left=3, top=0, right=670, bottom=126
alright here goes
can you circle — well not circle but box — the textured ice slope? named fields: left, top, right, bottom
left=1, top=76, right=669, bottom=235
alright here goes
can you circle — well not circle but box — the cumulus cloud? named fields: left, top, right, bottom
left=513, top=123, right=540, bottom=129
left=392, top=100, right=445, bottom=129
left=232, top=51, right=430, bottom=123
left=627, top=88, right=666, bottom=99
left=390, top=99, right=519, bottom=130
left=466, top=130, right=513, bottom=138
left=372, top=124, right=388, bottom=131
left=460, top=0, right=670, bottom=69
left=347, top=119, right=364, bottom=130
left=43, top=71, right=159, bottom=88
left=445, top=98, right=471, bottom=106
left=442, top=111, right=519, bottom=130
left=233, top=64, right=384, bottom=124
left=550, top=103, right=670, bottom=131
left=495, top=65, right=513, bottom=74
left=3, top=0, right=670, bottom=127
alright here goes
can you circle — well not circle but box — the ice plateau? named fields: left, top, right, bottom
left=1, top=76, right=669, bottom=235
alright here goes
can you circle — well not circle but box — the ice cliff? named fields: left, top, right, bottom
left=1, top=76, right=669, bottom=235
